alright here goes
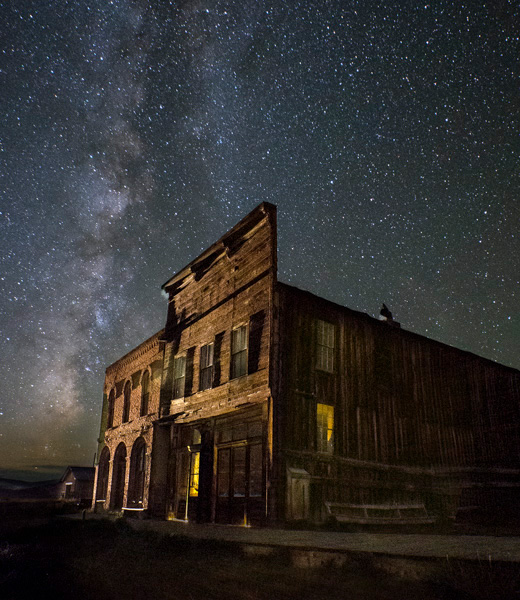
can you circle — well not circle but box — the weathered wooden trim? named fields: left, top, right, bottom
left=162, top=202, right=276, bottom=292
left=325, top=501, right=435, bottom=525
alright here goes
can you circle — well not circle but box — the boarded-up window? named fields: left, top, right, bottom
left=233, top=446, right=247, bottom=497
left=217, top=444, right=262, bottom=499
left=107, top=389, right=115, bottom=428
left=96, top=446, right=110, bottom=501
left=213, top=332, right=224, bottom=387
left=217, top=448, right=230, bottom=497
left=199, top=343, right=214, bottom=391
left=316, top=320, right=335, bottom=372
left=249, top=443, right=263, bottom=497
left=128, top=438, right=146, bottom=506
left=140, top=370, right=150, bottom=416
left=110, top=443, right=127, bottom=510
left=248, top=310, right=265, bottom=374
left=184, top=347, right=195, bottom=397
left=231, top=325, right=247, bottom=379
left=317, top=403, right=334, bottom=453
left=173, top=356, right=186, bottom=399
left=122, top=381, right=131, bottom=423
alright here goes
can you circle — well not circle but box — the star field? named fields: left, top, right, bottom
left=1, top=0, right=519, bottom=480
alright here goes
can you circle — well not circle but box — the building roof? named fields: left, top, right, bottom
left=61, top=466, right=95, bottom=482
left=105, top=328, right=165, bottom=372
left=278, top=281, right=520, bottom=375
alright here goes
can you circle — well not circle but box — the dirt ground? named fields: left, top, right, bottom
left=2, top=515, right=520, bottom=600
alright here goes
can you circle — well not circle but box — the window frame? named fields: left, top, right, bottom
left=199, top=342, right=214, bottom=391
left=128, top=437, right=147, bottom=506
left=107, top=389, right=115, bottom=429
left=189, top=451, right=200, bottom=497
left=122, top=380, right=131, bottom=423
left=230, top=325, right=248, bottom=379
left=173, top=355, right=187, bottom=400
left=96, top=446, right=110, bottom=502
left=316, top=403, right=334, bottom=454
left=316, top=319, right=335, bottom=373
left=140, top=369, right=150, bottom=416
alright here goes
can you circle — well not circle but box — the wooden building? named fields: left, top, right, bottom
left=58, top=466, right=95, bottom=507
left=93, top=203, right=520, bottom=526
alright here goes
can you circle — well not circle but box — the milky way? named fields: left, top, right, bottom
left=1, top=0, right=518, bottom=479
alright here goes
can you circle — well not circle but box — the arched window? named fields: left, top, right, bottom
left=128, top=437, right=147, bottom=508
left=107, top=389, right=115, bottom=428
left=140, top=370, right=150, bottom=416
left=110, top=443, right=127, bottom=510
left=95, top=446, right=110, bottom=502
left=122, top=381, right=131, bottom=423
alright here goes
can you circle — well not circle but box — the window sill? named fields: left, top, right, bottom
left=229, top=373, right=248, bottom=381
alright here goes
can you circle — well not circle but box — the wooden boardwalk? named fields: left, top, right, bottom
left=127, top=518, right=520, bottom=563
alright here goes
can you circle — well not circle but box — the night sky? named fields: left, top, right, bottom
left=1, top=1, right=519, bottom=481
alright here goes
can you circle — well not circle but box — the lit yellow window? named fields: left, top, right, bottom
left=317, top=403, right=334, bottom=453
left=189, top=452, right=200, bottom=497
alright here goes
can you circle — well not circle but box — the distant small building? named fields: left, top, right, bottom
left=59, top=466, right=95, bottom=506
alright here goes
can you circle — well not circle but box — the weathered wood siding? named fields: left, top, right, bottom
left=160, top=202, right=276, bottom=422
left=151, top=203, right=277, bottom=522
left=276, top=283, right=520, bottom=519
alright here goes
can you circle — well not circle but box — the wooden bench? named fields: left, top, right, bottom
left=122, top=506, right=146, bottom=519
left=324, top=502, right=435, bottom=525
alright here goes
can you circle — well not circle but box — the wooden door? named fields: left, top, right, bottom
left=216, top=442, right=263, bottom=525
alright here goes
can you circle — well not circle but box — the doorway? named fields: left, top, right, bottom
left=216, top=442, right=263, bottom=525
left=110, top=443, right=127, bottom=510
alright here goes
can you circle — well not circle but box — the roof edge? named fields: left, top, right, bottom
left=277, top=281, right=520, bottom=375
left=161, top=202, right=276, bottom=292
left=105, top=329, right=165, bottom=373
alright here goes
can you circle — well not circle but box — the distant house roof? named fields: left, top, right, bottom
left=61, top=466, right=95, bottom=482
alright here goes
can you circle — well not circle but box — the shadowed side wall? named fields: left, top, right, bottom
left=276, top=283, right=520, bottom=523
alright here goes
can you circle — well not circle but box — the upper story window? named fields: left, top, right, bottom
left=230, top=325, right=247, bottom=379
left=316, top=319, right=335, bottom=373
left=122, top=381, right=131, bottom=423
left=317, top=403, right=334, bottom=453
left=173, top=355, right=186, bottom=399
left=107, top=389, right=115, bottom=428
left=199, top=343, right=214, bottom=391
left=140, top=370, right=150, bottom=416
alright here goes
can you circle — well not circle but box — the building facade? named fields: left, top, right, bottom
left=93, top=203, right=520, bottom=526
left=58, top=466, right=95, bottom=506
left=94, top=331, right=164, bottom=515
